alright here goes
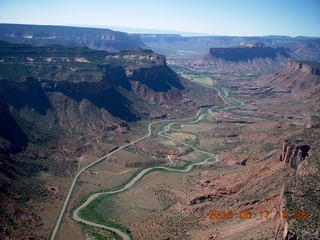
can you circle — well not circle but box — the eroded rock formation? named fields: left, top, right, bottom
left=279, top=140, right=310, bottom=169
left=288, top=61, right=320, bottom=75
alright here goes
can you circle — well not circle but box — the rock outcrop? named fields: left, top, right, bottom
left=275, top=116, right=320, bottom=240
left=274, top=188, right=300, bottom=240
left=287, top=61, right=320, bottom=75
left=189, top=194, right=216, bottom=205
left=279, top=140, right=310, bottom=169
left=40, top=78, right=113, bottom=94
left=0, top=41, right=192, bottom=121
left=127, top=65, right=183, bottom=92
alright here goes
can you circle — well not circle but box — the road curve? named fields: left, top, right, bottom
left=72, top=110, right=218, bottom=240
left=50, top=86, right=242, bottom=240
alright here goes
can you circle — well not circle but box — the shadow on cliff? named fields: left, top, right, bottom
left=0, top=97, right=28, bottom=151
left=64, top=88, right=140, bottom=122
left=102, top=65, right=132, bottom=91
left=0, top=77, right=51, bottom=115
left=130, top=66, right=184, bottom=92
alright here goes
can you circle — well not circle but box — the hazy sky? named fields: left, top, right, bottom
left=1, top=0, right=319, bottom=36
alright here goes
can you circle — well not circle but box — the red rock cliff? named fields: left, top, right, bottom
left=279, top=140, right=310, bottom=169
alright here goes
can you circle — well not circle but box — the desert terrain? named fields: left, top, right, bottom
left=0, top=23, right=319, bottom=240
left=58, top=60, right=320, bottom=240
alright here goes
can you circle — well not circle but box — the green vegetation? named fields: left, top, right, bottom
left=183, top=132, right=200, bottom=146
left=73, top=81, right=237, bottom=240
left=107, top=221, right=134, bottom=240
left=162, top=154, right=212, bottom=170
left=169, top=64, right=214, bottom=85
left=72, top=168, right=144, bottom=212
left=79, top=195, right=133, bottom=239
left=164, top=130, right=200, bottom=147
left=78, top=194, right=110, bottom=224
left=107, top=168, right=144, bottom=192
left=152, top=184, right=177, bottom=210
left=76, top=152, right=212, bottom=238
left=80, top=223, right=122, bottom=240
left=169, top=123, right=181, bottom=131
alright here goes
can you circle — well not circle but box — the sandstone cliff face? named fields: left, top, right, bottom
left=279, top=140, right=310, bottom=169
left=0, top=41, right=191, bottom=122
left=208, top=46, right=290, bottom=75
left=274, top=188, right=287, bottom=240
left=275, top=117, right=320, bottom=240
left=117, top=49, right=166, bottom=65
left=105, top=50, right=186, bottom=107
left=41, top=78, right=113, bottom=94
left=128, top=65, right=184, bottom=92
left=180, top=46, right=290, bottom=75
left=274, top=188, right=299, bottom=240
left=273, top=61, right=320, bottom=105
left=209, top=46, right=289, bottom=62
left=288, top=61, right=320, bottom=75
left=0, top=77, right=51, bottom=115
left=131, top=81, right=183, bottom=106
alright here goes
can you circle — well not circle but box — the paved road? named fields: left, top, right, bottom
left=50, top=86, right=243, bottom=240
left=72, top=110, right=218, bottom=240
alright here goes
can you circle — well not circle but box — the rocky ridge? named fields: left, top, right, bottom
left=279, top=140, right=310, bottom=169
left=275, top=115, right=320, bottom=239
left=240, top=60, right=320, bottom=113
left=0, top=23, right=144, bottom=52
left=288, top=61, right=320, bottom=75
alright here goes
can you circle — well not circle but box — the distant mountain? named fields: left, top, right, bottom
left=140, top=34, right=320, bottom=62
left=0, top=23, right=144, bottom=52
left=86, top=25, right=212, bottom=36
left=170, top=46, right=290, bottom=76
left=203, top=45, right=290, bottom=75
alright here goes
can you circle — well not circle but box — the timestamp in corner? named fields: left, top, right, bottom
left=209, top=209, right=310, bottom=221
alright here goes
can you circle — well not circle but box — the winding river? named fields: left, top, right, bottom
left=50, top=86, right=243, bottom=240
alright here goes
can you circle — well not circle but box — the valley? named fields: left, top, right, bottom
left=56, top=84, right=238, bottom=240
left=0, top=23, right=319, bottom=240
left=57, top=60, right=320, bottom=240
left=0, top=38, right=221, bottom=240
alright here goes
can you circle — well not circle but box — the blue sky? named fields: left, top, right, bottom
left=1, top=0, right=319, bottom=36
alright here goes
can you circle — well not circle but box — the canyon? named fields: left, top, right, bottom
left=0, top=24, right=319, bottom=240
left=0, top=39, right=221, bottom=239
